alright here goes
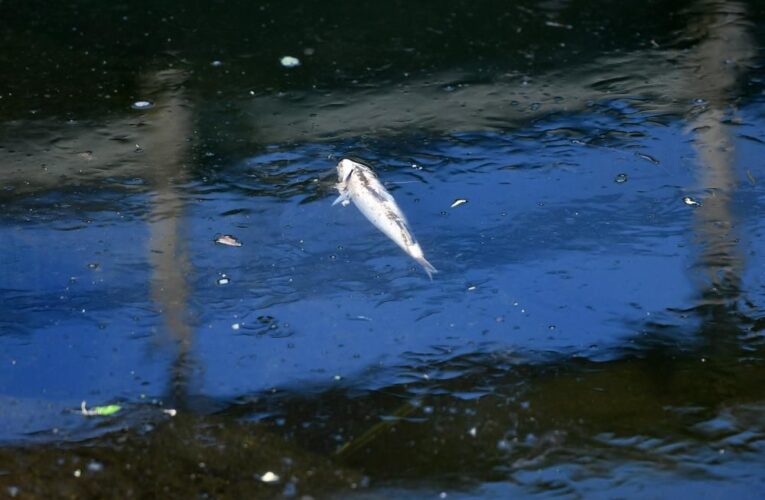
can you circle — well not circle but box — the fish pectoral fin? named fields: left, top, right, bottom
left=332, top=192, right=351, bottom=207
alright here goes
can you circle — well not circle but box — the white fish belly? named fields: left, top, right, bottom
left=350, top=185, right=414, bottom=254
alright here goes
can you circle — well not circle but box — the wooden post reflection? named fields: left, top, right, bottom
left=140, top=70, right=196, bottom=406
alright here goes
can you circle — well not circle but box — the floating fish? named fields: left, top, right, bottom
left=333, top=158, right=437, bottom=279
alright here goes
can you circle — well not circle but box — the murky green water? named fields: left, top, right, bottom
left=2, top=0, right=765, bottom=497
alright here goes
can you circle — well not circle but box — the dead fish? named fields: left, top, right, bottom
left=333, top=158, right=437, bottom=279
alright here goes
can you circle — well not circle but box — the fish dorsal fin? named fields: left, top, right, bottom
left=343, top=168, right=354, bottom=185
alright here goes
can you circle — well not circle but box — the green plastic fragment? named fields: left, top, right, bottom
left=92, top=404, right=121, bottom=416
left=81, top=401, right=122, bottom=416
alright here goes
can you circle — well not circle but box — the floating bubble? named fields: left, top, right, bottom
left=131, top=100, right=154, bottom=110
left=280, top=56, right=301, bottom=68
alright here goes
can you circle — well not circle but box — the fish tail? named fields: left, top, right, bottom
left=415, top=256, right=438, bottom=280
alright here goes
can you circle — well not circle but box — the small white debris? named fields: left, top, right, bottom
left=131, top=100, right=154, bottom=110
left=217, top=274, right=230, bottom=286
left=614, top=173, right=628, bottom=184
left=545, top=20, right=573, bottom=29
left=467, top=285, right=476, bottom=291
left=211, top=60, right=223, bottom=67
left=87, top=461, right=104, bottom=473
left=683, top=196, right=701, bottom=206
left=163, top=408, right=178, bottom=417
left=260, top=471, right=280, bottom=483
left=468, top=426, right=478, bottom=437
left=73, top=469, right=82, bottom=478
left=215, top=234, right=243, bottom=247
left=450, top=198, right=468, bottom=208
left=280, top=56, right=301, bottom=68
left=232, top=323, right=241, bottom=331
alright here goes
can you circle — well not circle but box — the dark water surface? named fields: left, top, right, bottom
left=2, top=0, right=765, bottom=497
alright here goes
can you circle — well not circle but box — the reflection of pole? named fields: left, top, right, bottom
left=690, top=108, right=741, bottom=304
left=684, top=0, right=753, bottom=307
left=141, top=70, right=196, bottom=406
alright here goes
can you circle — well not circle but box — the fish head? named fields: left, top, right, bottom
left=336, top=158, right=357, bottom=184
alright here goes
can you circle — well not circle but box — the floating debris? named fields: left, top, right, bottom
left=683, top=196, right=701, bottom=206
left=231, top=323, right=241, bottom=331
left=747, top=169, right=757, bottom=185
left=131, top=100, right=154, bottom=110
left=214, top=234, right=243, bottom=247
left=614, top=173, right=628, bottom=184
left=217, top=274, right=230, bottom=286
left=259, top=471, right=280, bottom=483
left=162, top=409, right=178, bottom=417
left=211, top=60, right=223, bottom=67
left=635, top=152, right=660, bottom=165
left=280, top=56, right=301, bottom=68
left=81, top=401, right=121, bottom=417
left=451, top=198, right=468, bottom=208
